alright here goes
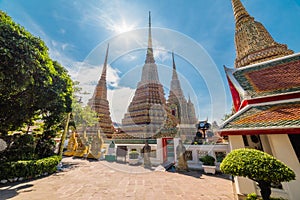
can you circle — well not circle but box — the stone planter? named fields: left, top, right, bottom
left=202, top=165, right=216, bottom=174
left=105, top=155, right=116, bottom=162
left=128, top=158, right=139, bottom=165
left=128, top=151, right=139, bottom=165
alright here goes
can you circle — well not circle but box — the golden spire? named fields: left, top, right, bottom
left=145, top=11, right=155, bottom=63
left=232, top=0, right=293, bottom=68
left=232, top=0, right=250, bottom=25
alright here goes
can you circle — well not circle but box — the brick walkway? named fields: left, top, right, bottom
left=0, top=157, right=235, bottom=200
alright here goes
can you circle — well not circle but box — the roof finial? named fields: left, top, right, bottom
left=231, top=0, right=250, bottom=25
left=172, top=51, right=176, bottom=70
left=101, top=43, right=109, bottom=81
left=145, top=11, right=155, bottom=63
left=171, top=51, right=179, bottom=81
left=148, top=11, right=151, bottom=30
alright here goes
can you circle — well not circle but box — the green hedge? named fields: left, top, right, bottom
left=0, top=155, right=61, bottom=180
left=246, top=193, right=286, bottom=200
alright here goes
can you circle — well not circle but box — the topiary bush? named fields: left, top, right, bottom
left=129, top=151, right=139, bottom=159
left=246, top=193, right=286, bottom=200
left=200, top=155, right=215, bottom=166
left=0, top=155, right=61, bottom=181
left=220, top=148, right=295, bottom=200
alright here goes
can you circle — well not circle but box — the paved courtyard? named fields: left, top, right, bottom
left=0, top=157, right=235, bottom=200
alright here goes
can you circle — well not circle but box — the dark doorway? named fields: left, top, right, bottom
left=288, top=134, right=300, bottom=162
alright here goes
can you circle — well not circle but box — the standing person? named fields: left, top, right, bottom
left=142, top=140, right=151, bottom=168
left=176, top=140, right=188, bottom=171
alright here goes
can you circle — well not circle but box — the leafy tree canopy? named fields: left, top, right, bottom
left=70, top=82, right=99, bottom=130
left=0, top=11, right=73, bottom=134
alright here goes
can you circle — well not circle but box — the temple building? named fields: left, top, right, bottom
left=167, top=52, right=197, bottom=140
left=88, top=44, right=115, bottom=138
left=121, top=12, right=177, bottom=138
left=219, top=0, right=300, bottom=199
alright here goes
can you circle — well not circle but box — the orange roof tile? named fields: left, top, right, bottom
left=223, top=102, right=300, bottom=129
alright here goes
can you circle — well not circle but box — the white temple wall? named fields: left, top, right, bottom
left=267, top=134, right=300, bottom=200
left=228, top=135, right=257, bottom=196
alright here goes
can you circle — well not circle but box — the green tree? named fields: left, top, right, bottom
left=71, top=103, right=99, bottom=130
left=69, top=82, right=99, bottom=131
left=58, top=83, right=98, bottom=156
left=220, top=148, right=295, bottom=200
left=0, top=11, right=73, bottom=135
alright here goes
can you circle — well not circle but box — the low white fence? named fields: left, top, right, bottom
left=185, top=144, right=229, bottom=170
left=103, top=140, right=229, bottom=170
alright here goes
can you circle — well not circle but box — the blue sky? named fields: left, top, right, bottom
left=1, top=0, right=300, bottom=124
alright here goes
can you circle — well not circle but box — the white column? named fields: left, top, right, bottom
left=156, top=138, right=163, bottom=163
left=173, top=138, right=180, bottom=162
left=267, top=134, right=300, bottom=200
left=229, top=135, right=257, bottom=195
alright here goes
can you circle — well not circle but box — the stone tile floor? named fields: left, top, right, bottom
left=0, top=157, right=235, bottom=200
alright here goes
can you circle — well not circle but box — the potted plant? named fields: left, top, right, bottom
left=200, top=155, right=216, bottom=174
left=128, top=149, right=139, bottom=165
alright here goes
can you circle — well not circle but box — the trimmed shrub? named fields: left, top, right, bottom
left=200, top=155, right=215, bottom=166
left=129, top=151, right=139, bottom=159
left=0, top=155, right=61, bottom=180
left=246, top=193, right=287, bottom=200
left=220, top=148, right=295, bottom=200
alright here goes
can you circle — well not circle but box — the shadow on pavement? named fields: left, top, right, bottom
left=176, top=170, right=232, bottom=181
left=0, top=183, right=33, bottom=200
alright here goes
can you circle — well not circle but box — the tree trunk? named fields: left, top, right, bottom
left=58, top=113, right=71, bottom=156
left=257, top=180, right=271, bottom=200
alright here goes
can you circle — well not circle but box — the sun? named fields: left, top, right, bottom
left=112, top=19, right=136, bottom=34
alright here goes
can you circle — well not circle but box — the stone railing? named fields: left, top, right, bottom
left=185, top=144, right=230, bottom=170
left=102, top=139, right=229, bottom=169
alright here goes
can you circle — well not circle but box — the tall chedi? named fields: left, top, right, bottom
left=167, top=52, right=197, bottom=140
left=122, top=12, right=176, bottom=138
left=232, top=0, right=293, bottom=68
left=88, top=44, right=115, bottom=138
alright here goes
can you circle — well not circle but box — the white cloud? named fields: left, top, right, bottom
left=108, top=87, right=135, bottom=123
left=70, top=60, right=136, bottom=123
left=153, top=45, right=171, bottom=62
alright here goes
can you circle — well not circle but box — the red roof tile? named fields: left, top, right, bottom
left=233, top=54, right=300, bottom=98
left=245, top=60, right=300, bottom=93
